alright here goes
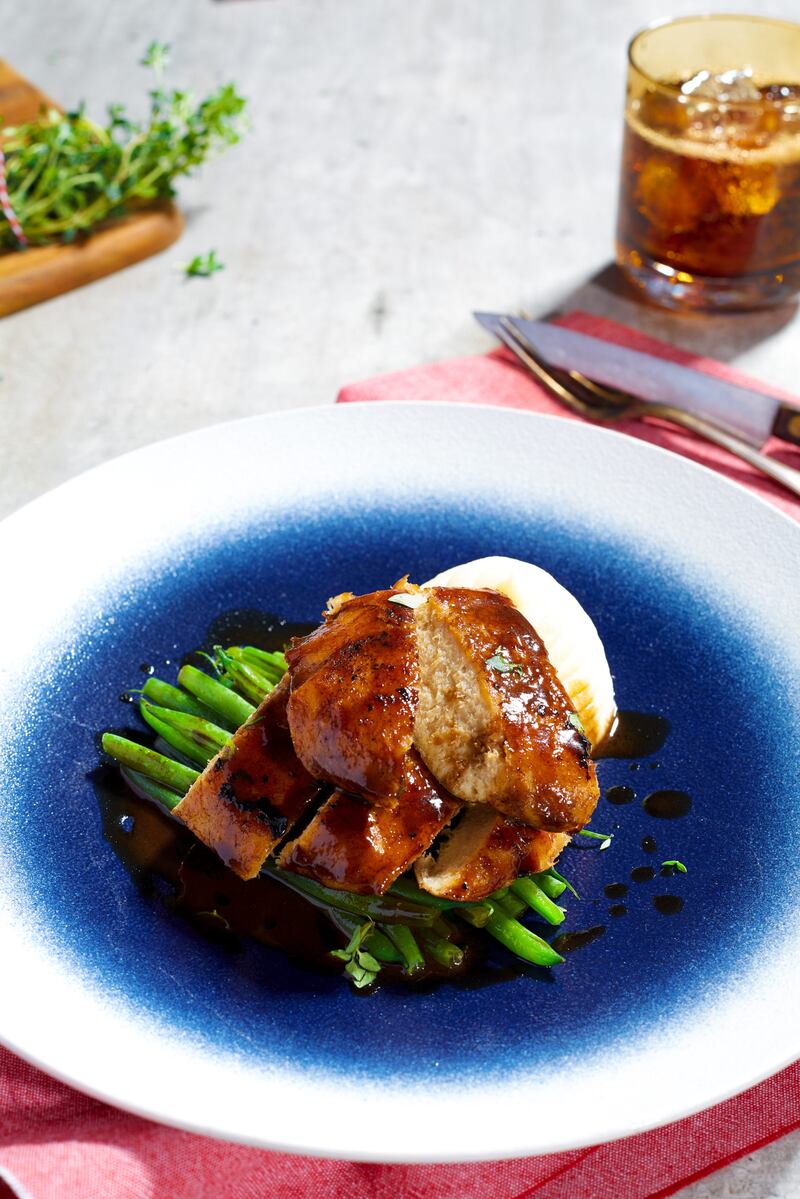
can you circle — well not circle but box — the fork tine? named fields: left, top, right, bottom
left=515, top=314, right=630, bottom=407
left=496, top=319, right=600, bottom=418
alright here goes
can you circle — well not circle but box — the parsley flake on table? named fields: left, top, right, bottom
left=183, top=250, right=225, bottom=278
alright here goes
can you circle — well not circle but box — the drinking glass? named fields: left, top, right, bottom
left=616, top=15, right=800, bottom=310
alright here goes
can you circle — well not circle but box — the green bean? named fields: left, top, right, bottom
left=120, top=766, right=183, bottom=812
left=482, top=908, right=564, bottom=967
left=177, top=664, right=255, bottom=730
left=384, top=924, right=425, bottom=975
left=493, top=891, right=527, bottom=920
left=102, top=732, right=198, bottom=793
left=261, top=864, right=435, bottom=926
left=139, top=701, right=230, bottom=767
left=389, top=877, right=493, bottom=924
left=213, top=647, right=275, bottom=706
left=230, top=645, right=287, bottom=681
left=511, top=877, right=566, bottom=926
left=418, top=927, right=464, bottom=970
left=141, top=677, right=207, bottom=717
left=533, top=870, right=568, bottom=900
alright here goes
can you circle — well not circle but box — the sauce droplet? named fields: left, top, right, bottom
left=552, top=926, right=606, bottom=955
left=643, top=790, right=692, bottom=819
left=595, top=711, right=670, bottom=759
left=631, top=865, right=656, bottom=883
left=653, top=895, right=684, bottom=915
left=641, top=836, right=657, bottom=853
left=139, top=662, right=155, bottom=676
left=604, top=882, right=628, bottom=899
left=606, top=785, right=635, bottom=806
left=609, top=903, right=627, bottom=918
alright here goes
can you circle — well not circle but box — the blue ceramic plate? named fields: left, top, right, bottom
left=0, top=404, right=798, bottom=1161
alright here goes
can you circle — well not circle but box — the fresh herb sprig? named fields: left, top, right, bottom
left=0, top=44, right=247, bottom=251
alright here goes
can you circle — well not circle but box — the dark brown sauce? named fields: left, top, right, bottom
left=643, top=790, right=692, bottom=820
left=187, top=609, right=316, bottom=664
left=608, top=904, right=627, bottom=918
left=653, top=895, right=684, bottom=916
left=95, top=764, right=340, bottom=974
left=595, top=711, right=670, bottom=759
left=552, top=925, right=606, bottom=955
left=641, top=836, right=657, bottom=854
left=630, top=865, right=656, bottom=883
left=605, top=785, right=635, bottom=806
left=604, top=882, right=628, bottom=899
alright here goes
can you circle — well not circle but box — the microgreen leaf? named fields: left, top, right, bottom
left=183, top=250, right=224, bottom=278
left=661, top=860, right=687, bottom=874
left=568, top=711, right=585, bottom=735
left=331, top=921, right=381, bottom=989
left=141, top=41, right=171, bottom=76
left=486, top=649, right=523, bottom=676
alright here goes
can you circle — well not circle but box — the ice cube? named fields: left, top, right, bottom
left=682, top=68, right=762, bottom=103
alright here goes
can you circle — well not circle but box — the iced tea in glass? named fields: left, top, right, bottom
left=616, top=15, right=800, bottom=310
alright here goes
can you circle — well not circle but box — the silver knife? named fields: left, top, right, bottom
left=474, top=312, right=800, bottom=450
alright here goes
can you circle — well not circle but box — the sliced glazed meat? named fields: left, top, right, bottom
left=414, top=587, right=599, bottom=832
left=286, top=588, right=418, bottom=800
left=279, top=751, right=459, bottom=895
left=414, top=805, right=570, bottom=901
left=174, top=677, right=322, bottom=881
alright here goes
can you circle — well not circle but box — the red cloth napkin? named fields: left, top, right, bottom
left=1, top=313, right=798, bottom=1199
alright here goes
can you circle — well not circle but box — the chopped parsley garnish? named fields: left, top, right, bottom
left=486, top=649, right=523, bottom=676
left=184, top=250, right=225, bottom=278
left=568, top=711, right=585, bottom=735
left=331, top=921, right=381, bottom=989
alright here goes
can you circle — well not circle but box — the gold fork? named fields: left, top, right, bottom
left=497, top=319, right=800, bottom=500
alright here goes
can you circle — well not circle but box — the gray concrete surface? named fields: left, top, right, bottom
left=1, top=1, right=798, bottom=1194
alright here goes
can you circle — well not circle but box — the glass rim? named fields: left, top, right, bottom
left=627, top=13, right=800, bottom=108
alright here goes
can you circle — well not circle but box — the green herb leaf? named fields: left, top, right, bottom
left=568, top=711, right=585, bottom=735
left=331, top=920, right=381, bottom=989
left=485, top=649, right=523, bottom=676
left=661, top=859, right=687, bottom=874
left=578, top=828, right=614, bottom=843
left=141, top=41, right=171, bottom=75
left=0, top=49, right=247, bottom=251
left=183, top=250, right=225, bottom=278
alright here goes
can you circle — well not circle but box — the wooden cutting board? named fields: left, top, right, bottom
left=0, top=61, right=183, bottom=318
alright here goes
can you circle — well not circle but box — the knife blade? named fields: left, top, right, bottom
left=474, top=312, right=800, bottom=450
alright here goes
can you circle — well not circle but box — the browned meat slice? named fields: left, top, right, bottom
left=286, top=588, right=418, bottom=800
left=174, top=677, right=322, bottom=881
left=279, top=751, right=459, bottom=895
left=414, top=805, right=570, bottom=901
left=414, top=587, right=599, bottom=832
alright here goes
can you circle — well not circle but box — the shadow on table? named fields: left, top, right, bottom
left=535, top=260, right=798, bottom=367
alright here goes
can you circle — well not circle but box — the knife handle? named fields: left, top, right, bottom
left=772, top=404, right=800, bottom=448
